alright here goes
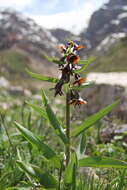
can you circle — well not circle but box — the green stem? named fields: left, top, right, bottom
left=58, top=162, right=63, bottom=190
left=65, top=92, right=71, bottom=166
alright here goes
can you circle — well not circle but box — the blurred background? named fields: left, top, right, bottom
left=0, top=0, right=127, bottom=133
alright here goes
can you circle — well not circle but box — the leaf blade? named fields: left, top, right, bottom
left=71, top=100, right=120, bottom=137
left=75, top=57, right=95, bottom=73
left=26, top=101, right=48, bottom=120
left=80, top=132, right=87, bottom=154
left=79, top=156, right=127, bottom=168
left=42, top=90, right=68, bottom=144
left=17, top=161, right=58, bottom=188
left=44, top=55, right=64, bottom=65
left=64, top=152, right=78, bottom=185
left=27, top=69, right=59, bottom=83
left=72, top=81, right=95, bottom=91
left=15, top=122, right=61, bottom=168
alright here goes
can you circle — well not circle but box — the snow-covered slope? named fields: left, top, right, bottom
left=81, top=0, right=127, bottom=49
left=0, top=8, right=59, bottom=57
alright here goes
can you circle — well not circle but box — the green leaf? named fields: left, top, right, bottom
left=14, top=122, right=61, bottom=168
left=44, top=55, right=64, bottom=65
left=27, top=69, right=59, bottom=83
left=26, top=101, right=48, bottom=120
left=72, top=81, right=95, bottom=91
left=17, top=161, right=58, bottom=188
left=80, top=132, right=87, bottom=154
left=75, top=57, right=96, bottom=73
left=64, top=152, right=78, bottom=185
left=79, top=156, right=127, bottom=168
left=42, top=90, right=68, bottom=144
left=71, top=100, right=120, bottom=137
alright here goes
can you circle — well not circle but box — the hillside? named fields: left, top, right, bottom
left=0, top=8, right=59, bottom=84
left=90, top=37, right=127, bottom=72
left=0, top=48, right=59, bottom=88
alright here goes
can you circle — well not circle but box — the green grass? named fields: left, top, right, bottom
left=0, top=49, right=41, bottom=88
left=90, top=37, right=127, bottom=72
left=0, top=49, right=30, bottom=77
left=0, top=88, right=127, bottom=190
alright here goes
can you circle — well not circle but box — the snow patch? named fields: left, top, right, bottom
left=88, top=73, right=127, bottom=88
left=122, top=6, right=127, bottom=11
left=96, top=33, right=126, bottom=51
left=118, top=13, right=127, bottom=19
left=111, top=19, right=120, bottom=25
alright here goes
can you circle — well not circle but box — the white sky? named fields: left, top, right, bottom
left=0, top=0, right=109, bottom=34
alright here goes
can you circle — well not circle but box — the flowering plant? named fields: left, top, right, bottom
left=52, top=41, right=88, bottom=107
left=14, top=40, right=127, bottom=190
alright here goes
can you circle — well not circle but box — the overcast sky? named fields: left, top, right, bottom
left=0, top=0, right=109, bottom=34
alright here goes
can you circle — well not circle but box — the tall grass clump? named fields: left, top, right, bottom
left=14, top=40, right=127, bottom=190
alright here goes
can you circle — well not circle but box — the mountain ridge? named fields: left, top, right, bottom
left=82, top=0, right=127, bottom=49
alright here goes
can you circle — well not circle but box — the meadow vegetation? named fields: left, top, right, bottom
left=0, top=41, right=127, bottom=190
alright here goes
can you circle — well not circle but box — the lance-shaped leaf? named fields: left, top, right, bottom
left=17, top=161, right=58, bottom=188
left=75, top=57, right=96, bottom=73
left=27, top=69, right=59, bottom=83
left=79, top=156, right=127, bottom=168
left=15, top=122, right=61, bottom=168
left=42, top=90, right=68, bottom=144
left=26, top=101, right=48, bottom=120
left=44, top=55, right=64, bottom=65
left=64, top=152, right=78, bottom=186
left=71, top=100, right=120, bottom=137
left=72, top=81, right=95, bottom=91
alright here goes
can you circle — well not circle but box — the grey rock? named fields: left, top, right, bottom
left=8, top=86, right=24, bottom=96
left=0, top=77, right=9, bottom=88
left=115, top=124, right=127, bottom=134
left=77, top=83, right=127, bottom=123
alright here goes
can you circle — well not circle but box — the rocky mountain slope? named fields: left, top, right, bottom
left=89, top=37, right=127, bottom=72
left=81, top=0, right=127, bottom=49
left=0, top=8, right=60, bottom=82
left=50, top=28, right=80, bottom=44
left=0, top=8, right=58, bottom=57
left=50, top=0, right=127, bottom=56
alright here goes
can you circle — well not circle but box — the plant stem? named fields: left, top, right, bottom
left=65, top=92, right=71, bottom=166
left=58, top=162, right=63, bottom=190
